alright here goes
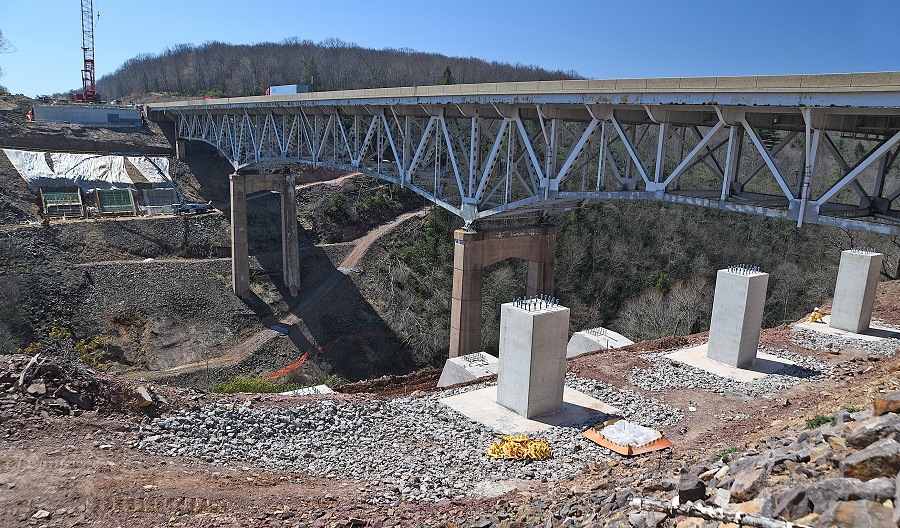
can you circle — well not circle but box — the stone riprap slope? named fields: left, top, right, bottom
left=433, top=408, right=900, bottom=527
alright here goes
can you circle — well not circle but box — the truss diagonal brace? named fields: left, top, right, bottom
left=474, top=118, right=510, bottom=202
left=379, top=113, right=403, bottom=176
left=821, top=133, right=872, bottom=206
left=439, top=113, right=467, bottom=199
left=657, top=121, right=725, bottom=191
left=740, top=117, right=796, bottom=201
left=514, top=113, right=545, bottom=184
left=610, top=116, right=651, bottom=185
left=556, top=119, right=599, bottom=186
left=816, top=129, right=900, bottom=205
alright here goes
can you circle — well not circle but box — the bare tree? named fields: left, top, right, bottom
left=0, top=29, right=14, bottom=86
left=0, top=30, right=12, bottom=54
left=96, top=39, right=578, bottom=101
left=615, top=276, right=710, bottom=342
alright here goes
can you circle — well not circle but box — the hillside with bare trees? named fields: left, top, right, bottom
left=97, top=38, right=579, bottom=100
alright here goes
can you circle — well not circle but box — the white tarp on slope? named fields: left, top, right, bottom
left=3, top=148, right=172, bottom=191
left=2, top=149, right=55, bottom=185
left=126, top=156, right=169, bottom=185
left=50, top=153, right=131, bottom=189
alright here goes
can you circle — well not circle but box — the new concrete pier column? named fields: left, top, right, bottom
left=229, top=173, right=251, bottom=299
left=706, top=267, right=769, bottom=368
left=496, top=301, right=570, bottom=418
left=830, top=249, right=883, bottom=333
left=281, top=174, right=300, bottom=296
left=449, top=225, right=556, bottom=358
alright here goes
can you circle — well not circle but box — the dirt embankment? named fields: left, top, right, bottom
left=1, top=96, right=424, bottom=386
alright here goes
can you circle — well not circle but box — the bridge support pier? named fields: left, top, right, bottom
left=449, top=225, right=556, bottom=358
left=229, top=173, right=301, bottom=299
left=280, top=174, right=300, bottom=296
left=830, top=249, right=883, bottom=333
left=175, top=139, right=187, bottom=160
left=230, top=173, right=251, bottom=299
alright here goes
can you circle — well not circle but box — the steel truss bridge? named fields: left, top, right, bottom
left=146, top=72, right=900, bottom=234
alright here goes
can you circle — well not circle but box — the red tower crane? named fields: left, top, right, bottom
left=76, top=0, right=100, bottom=102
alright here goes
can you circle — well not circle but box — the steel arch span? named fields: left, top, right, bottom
left=146, top=73, right=900, bottom=234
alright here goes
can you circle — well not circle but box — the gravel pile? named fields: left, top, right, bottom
left=134, top=377, right=682, bottom=504
left=628, top=348, right=836, bottom=398
left=871, top=318, right=900, bottom=331
left=791, top=327, right=900, bottom=357
left=563, top=374, right=684, bottom=427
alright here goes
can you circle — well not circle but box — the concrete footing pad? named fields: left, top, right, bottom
left=567, top=328, right=634, bottom=358
left=440, top=385, right=620, bottom=434
left=437, top=352, right=498, bottom=388
left=794, top=315, right=900, bottom=342
left=665, top=344, right=795, bottom=383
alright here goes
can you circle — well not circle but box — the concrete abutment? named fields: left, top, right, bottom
left=449, top=225, right=556, bottom=358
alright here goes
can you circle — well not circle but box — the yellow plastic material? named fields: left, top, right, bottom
left=486, top=435, right=552, bottom=460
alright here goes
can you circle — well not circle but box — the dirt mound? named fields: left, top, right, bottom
left=337, top=368, right=442, bottom=398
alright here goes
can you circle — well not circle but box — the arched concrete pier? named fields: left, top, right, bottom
left=449, top=225, right=556, bottom=357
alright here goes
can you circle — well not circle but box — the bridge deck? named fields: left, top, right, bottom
left=148, top=72, right=900, bottom=111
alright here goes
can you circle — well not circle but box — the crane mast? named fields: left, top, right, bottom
left=77, top=0, right=100, bottom=102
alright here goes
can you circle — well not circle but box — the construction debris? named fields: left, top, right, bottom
left=583, top=418, right=672, bottom=456
left=631, top=497, right=813, bottom=528
left=1, top=354, right=97, bottom=419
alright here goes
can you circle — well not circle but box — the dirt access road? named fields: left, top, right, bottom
left=125, top=207, right=426, bottom=383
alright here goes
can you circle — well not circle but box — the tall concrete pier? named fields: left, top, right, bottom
left=450, top=226, right=556, bottom=358
left=830, top=249, right=883, bottom=333
left=706, top=267, right=769, bottom=368
left=230, top=174, right=250, bottom=298
left=229, top=173, right=301, bottom=299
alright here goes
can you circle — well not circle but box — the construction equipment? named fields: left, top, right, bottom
left=172, top=201, right=210, bottom=215
left=75, top=0, right=100, bottom=102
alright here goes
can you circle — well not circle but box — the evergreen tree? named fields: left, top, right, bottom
left=440, top=66, right=455, bottom=85
left=301, top=57, right=319, bottom=91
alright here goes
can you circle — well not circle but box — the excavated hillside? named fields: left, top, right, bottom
left=0, top=94, right=423, bottom=386
left=0, top=282, right=898, bottom=527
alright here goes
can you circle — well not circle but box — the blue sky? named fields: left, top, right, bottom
left=1, top=0, right=898, bottom=97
